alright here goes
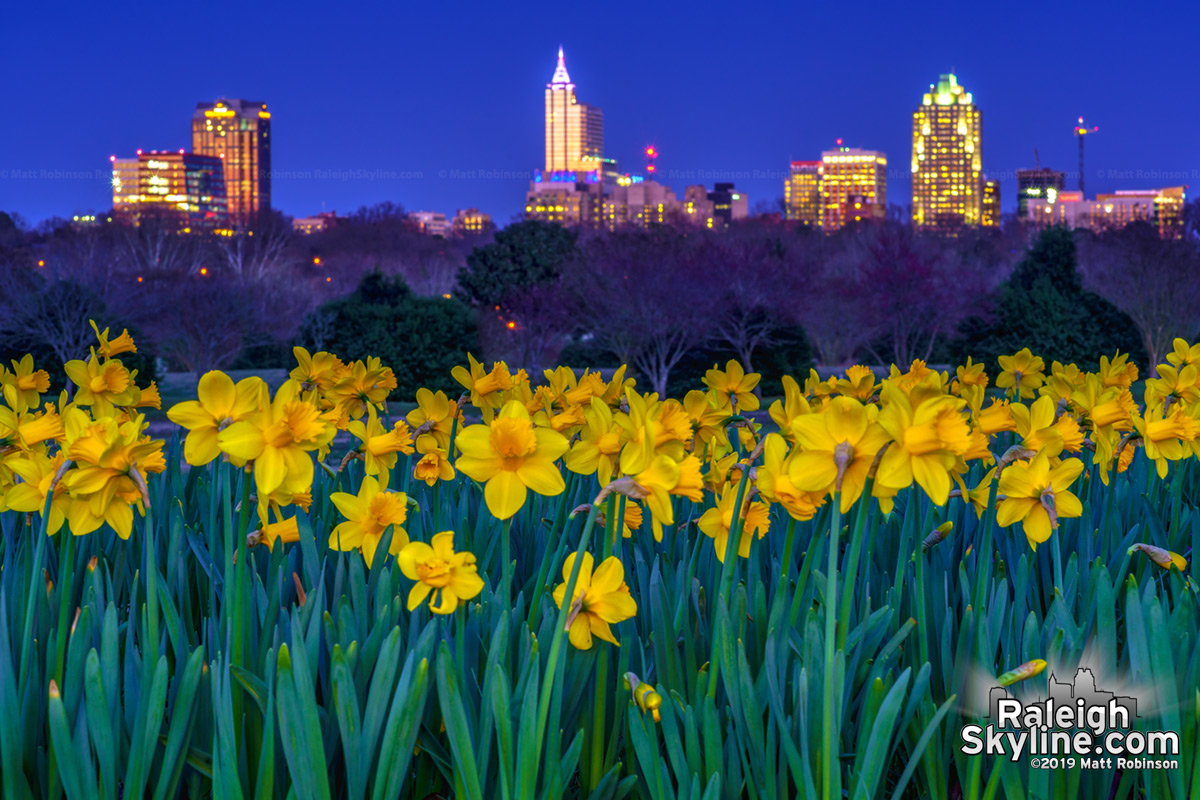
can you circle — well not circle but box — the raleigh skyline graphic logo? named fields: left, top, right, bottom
left=960, top=667, right=1180, bottom=770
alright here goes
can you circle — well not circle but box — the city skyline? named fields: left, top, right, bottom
left=2, top=1, right=1198, bottom=227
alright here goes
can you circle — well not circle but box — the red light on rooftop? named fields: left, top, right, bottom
left=645, top=146, right=657, bottom=158
left=836, top=138, right=843, bottom=146
left=647, top=164, right=656, bottom=173
left=109, top=155, right=116, bottom=162
left=136, top=149, right=142, bottom=155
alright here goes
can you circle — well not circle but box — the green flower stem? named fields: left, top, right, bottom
left=535, top=501, right=600, bottom=756
left=589, top=494, right=618, bottom=789
left=821, top=494, right=843, bottom=800
left=836, top=483, right=873, bottom=651
left=706, top=469, right=752, bottom=700
left=18, top=493, right=51, bottom=695
left=973, top=472, right=999, bottom=665
left=500, top=517, right=513, bottom=605
left=526, top=471, right=577, bottom=629
left=52, top=528, right=76, bottom=686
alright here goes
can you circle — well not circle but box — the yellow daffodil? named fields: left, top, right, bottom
left=327, top=357, right=397, bottom=421
left=703, top=360, right=760, bottom=412
left=1133, top=404, right=1197, bottom=478
left=836, top=365, right=877, bottom=401
left=1, top=354, right=50, bottom=413
left=756, top=433, right=822, bottom=521
left=1098, top=352, right=1138, bottom=389
left=290, top=347, right=347, bottom=394
left=64, top=352, right=137, bottom=417
left=683, top=389, right=731, bottom=450
left=996, top=348, right=1046, bottom=400
left=1128, top=543, right=1187, bottom=572
left=787, top=397, right=889, bottom=513
left=217, top=381, right=337, bottom=497
left=1165, top=339, right=1200, bottom=369
left=875, top=386, right=970, bottom=505
left=329, top=476, right=409, bottom=566
left=565, top=398, right=626, bottom=486
left=88, top=321, right=137, bottom=358
left=455, top=400, right=567, bottom=519
left=699, top=483, right=770, bottom=562
left=1145, top=363, right=1200, bottom=409
left=399, top=531, right=484, bottom=614
left=348, top=406, right=414, bottom=481
left=167, top=371, right=269, bottom=466
left=0, top=406, right=64, bottom=452
left=769, top=374, right=812, bottom=437
left=405, top=388, right=460, bottom=449
left=452, top=353, right=513, bottom=422
left=1010, top=396, right=1064, bottom=459
left=951, top=357, right=988, bottom=397
left=552, top=552, right=637, bottom=649
left=996, top=452, right=1083, bottom=550
left=3, top=451, right=70, bottom=533
left=250, top=514, right=301, bottom=551
left=626, top=453, right=703, bottom=540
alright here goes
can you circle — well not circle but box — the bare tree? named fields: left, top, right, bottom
left=1079, top=222, right=1200, bottom=366
left=216, top=210, right=298, bottom=282
left=568, top=230, right=716, bottom=395
left=6, top=279, right=108, bottom=364
left=707, top=233, right=789, bottom=374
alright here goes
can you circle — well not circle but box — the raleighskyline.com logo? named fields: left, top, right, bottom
left=959, top=667, right=1180, bottom=770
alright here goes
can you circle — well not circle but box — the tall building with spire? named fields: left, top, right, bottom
left=544, top=47, right=603, bottom=175
left=192, top=98, right=271, bottom=226
left=911, top=73, right=982, bottom=232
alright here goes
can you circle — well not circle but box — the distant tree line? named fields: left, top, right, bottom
left=2, top=201, right=1199, bottom=397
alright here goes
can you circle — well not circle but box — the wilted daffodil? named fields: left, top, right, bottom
left=167, top=371, right=269, bottom=466
left=703, top=360, right=760, bottom=412
left=788, top=397, right=889, bottom=513
left=698, top=483, right=770, bottom=562
left=413, top=434, right=455, bottom=486
left=552, top=552, right=637, bottom=650
left=455, top=399, right=567, bottom=519
left=996, top=452, right=1083, bottom=550
left=995, top=348, right=1045, bottom=400
left=398, top=531, right=484, bottom=614
left=329, top=476, right=409, bottom=566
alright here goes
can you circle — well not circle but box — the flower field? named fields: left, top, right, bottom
left=1, top=327, right=1199, bottom=799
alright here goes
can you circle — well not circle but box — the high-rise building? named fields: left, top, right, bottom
left=192, top=98, right=271, bottom=225
left=1016, top=168, right=1066, bottom=218
left=1026, top=186, right=1187, bottom=238
left=409, top=211, right=452, bottom=237
left=912, top=74, right=982, bottom=232
left=452, top=208, right=493, bottom=235
left=982, top=178, right=1000, bottom=227
left=110, top=156, right=140, bottom=213
left=110, top=151, right=228, bottom=229
left=820, top=148, right=887, bottom=230
left=544, top=48, right=603, bottom=174
left=706, top=183, right=748, bottom=228
left=785, top=161, right=821, bottom=226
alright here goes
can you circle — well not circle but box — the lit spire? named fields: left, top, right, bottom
left=549, top=46, right=572, bottom=87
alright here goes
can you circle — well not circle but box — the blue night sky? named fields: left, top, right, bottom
left=3, top=0, right=1198, bottom=227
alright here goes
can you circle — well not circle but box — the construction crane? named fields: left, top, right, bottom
left=1074, top=117, right=1099, bottom=195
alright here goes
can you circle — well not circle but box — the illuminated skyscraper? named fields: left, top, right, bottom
left=192, top=98, right=271, bottom=225
left=912, top=74, right=982, bottom=232
left=544, top=48, right=603, bottom=174
left=785, top=161, right=821, bottom=226
left=110, top=151, right=227, bottom=229
left=1016, top=168, right=1066, bottom=218
left=982, top=178, right=1000, bottom=226
left=820, top=148, right=887, bottom=230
